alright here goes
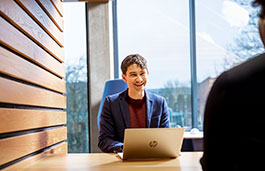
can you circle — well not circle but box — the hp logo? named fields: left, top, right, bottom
left=149, top=141, right=158, bottom=148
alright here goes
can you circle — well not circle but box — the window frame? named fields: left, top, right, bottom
left=112, top=0, right=199, bottom=129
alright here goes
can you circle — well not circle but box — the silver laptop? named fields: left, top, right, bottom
left=118, top=128, right=185, bottom=160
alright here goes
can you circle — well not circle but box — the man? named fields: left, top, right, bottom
left=201, top=0, right=265, bottom=170
left=98, top=54, right=170, bottom=153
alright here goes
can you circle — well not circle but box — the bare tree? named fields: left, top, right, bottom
left=228, top=0, right=264, bottom=61
left=154, top=80, right=191, bottom=128
left=66, top=57, right=88, bottom=153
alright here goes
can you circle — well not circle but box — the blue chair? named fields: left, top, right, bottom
left=97, top=79, right=128, bottom=129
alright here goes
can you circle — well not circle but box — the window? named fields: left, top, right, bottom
left=64, top=2, right=89, bottom=152
left=117, top=0, right=192, bottom=129
left=115, top=0, right=264, bottom=130
left=196, top=0, right=264, bottom=129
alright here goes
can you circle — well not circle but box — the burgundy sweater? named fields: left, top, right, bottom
left=128, top=96, right=147, bottom=128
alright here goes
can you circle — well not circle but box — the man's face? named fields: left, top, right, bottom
left=122, top=64, right=149, bottom=93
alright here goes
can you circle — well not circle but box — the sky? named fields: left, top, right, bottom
left=63, top=0, right=258, bottom=89
left=117, top=0, right=254, bottom=89
left=64, top=2, right=86, bottom=67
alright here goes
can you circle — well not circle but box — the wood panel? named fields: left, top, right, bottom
left=0, top=0, right=67, bottom=169
left=15, top=0, right=64, bottom=47
left=36, top=0, right=64, bottom=32
left=0, top=108, right=66, bottom=134
left=0, top=47, right=65, bottom=93
left=0, top=17, right=65, bottom=78
left=0, top=0, right=64, bottom=62
left=79, top=0, right=109, bottom=2
left=50, top=0, right=63, bottom=17
left=0, top=77, right=66, bottom=109
left=2, top=142, right=67, bottom=171
left=0, top=127, right=67, bottom=166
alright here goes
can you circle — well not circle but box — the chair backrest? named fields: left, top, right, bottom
left=97, top=79, right=128, bottom=129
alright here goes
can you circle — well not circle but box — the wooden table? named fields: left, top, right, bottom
left=22, top=152, right=203, bottom=171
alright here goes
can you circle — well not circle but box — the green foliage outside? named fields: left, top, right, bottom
left=65, top=57, right=89, bottom=153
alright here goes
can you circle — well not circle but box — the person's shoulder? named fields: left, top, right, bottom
left=213, top=53, right=265, bottom=91
left=106, top=90, right=127, bottom=101
left=223, top=53, right=265, bottom=83
left=228, top=54, right=265, bottom=77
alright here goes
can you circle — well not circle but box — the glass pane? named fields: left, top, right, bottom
left=64, top=2, right=89, bottom=152
left=117, top=0, right=192, bottom=129
left=196, top=0, right=264, bottom=129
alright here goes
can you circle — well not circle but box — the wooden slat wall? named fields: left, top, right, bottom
left=0, top=17, right=65, bottom=78
left=51, top=0, right=64, bottom=17
left=79, top=0, right=109, bottom=2
left=0, top=127, right=67, bottom=165
left=0, top=0, right=66, bottom=170
left=2, top=142, right=67, bottom=171
left=36, top=0, right=64, bottom=32
left=0, top=108, right=66, bottom=134
left=16, top=0, right=64, bottom=47
left=0, top=0, right=64, bottom=62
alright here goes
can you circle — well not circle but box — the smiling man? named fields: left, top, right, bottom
left=98, top=54, right=170, bottom=153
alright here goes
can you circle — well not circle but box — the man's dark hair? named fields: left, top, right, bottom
left=253, top=0, right=265, bottom=19
left=121, top=54, right=148, bottom=75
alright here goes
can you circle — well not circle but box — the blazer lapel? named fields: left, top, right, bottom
left=145, top=90, right=153, bottom=128
left=119, top=91, right=130, bottom=128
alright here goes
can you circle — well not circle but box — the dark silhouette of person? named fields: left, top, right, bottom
left=201, top=0, right=265, bottom=170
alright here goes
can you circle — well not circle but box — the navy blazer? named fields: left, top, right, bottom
left=98, top=89, right=170, bottom=153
